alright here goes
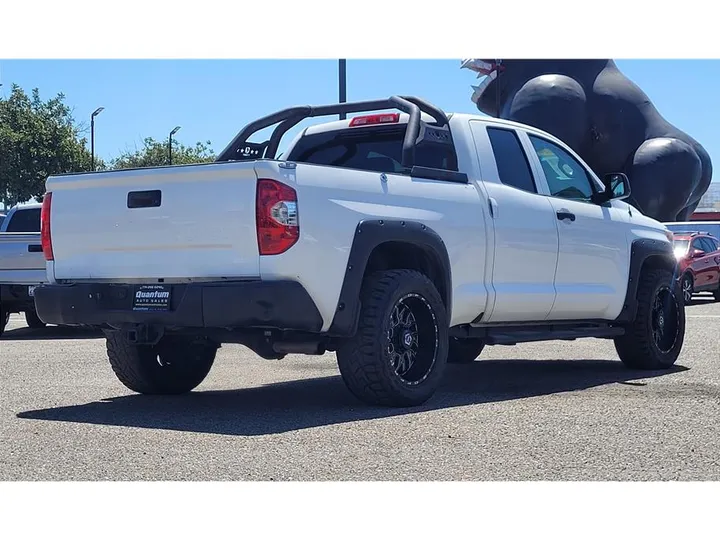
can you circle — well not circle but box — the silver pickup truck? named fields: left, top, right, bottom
left=0, top=204, right=47, bottom=336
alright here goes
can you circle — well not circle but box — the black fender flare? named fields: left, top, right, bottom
left=614, top=238, right=677, bottom=324
left=327, top=219, right=452, bottom=337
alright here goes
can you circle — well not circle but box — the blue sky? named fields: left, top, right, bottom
left=1, top=59, right=719, bottom=180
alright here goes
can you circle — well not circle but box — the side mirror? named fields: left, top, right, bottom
left=691, top=249, right=705, bottom=259
left=593, top=173, right=631, bottom=204
left=605, top=172, right=631, bottom=200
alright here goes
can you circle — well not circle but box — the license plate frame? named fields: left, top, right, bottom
left=132, top=284, right=172, bottom=312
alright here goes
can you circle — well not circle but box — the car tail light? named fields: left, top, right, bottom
left=41, top=192, right=54, bottom=261
left=349, top=113, right=400, bottom=127
left=256, top=179, right=299, bottom=255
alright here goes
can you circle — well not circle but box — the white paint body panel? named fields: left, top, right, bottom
left=254, top=159, right=489, bottom=332
left=46, top=163, right=261, bottom=281
left=467, top=120, right=559, bottom=322
left=45, top=111, right=672, bottom=333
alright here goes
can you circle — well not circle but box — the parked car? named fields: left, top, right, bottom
left=33, top=95, right=684, bottom=407
left=672, top=231, right=720, bottom=303
left=666, top=221, right=720, bottom=241
left=0, top=203, right=47, bottom=336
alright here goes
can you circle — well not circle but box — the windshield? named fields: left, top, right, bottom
left=673, top=240, right=689, bottom=251
left=673, top=239, right=690, bottom=258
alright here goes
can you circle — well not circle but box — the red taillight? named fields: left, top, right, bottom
left=349, top=113, right=400, bottom=127
left=41, top=192, right=54, bottom=261
left=256, top=179, right=299, bottom=256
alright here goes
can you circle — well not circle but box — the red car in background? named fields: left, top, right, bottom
left=673, top=231, right=720, bottom=303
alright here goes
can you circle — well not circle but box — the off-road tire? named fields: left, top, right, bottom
left=105, top=332, right=218, bottom=394
left=25, top=308, right=47, bottom=329
left=615, top=268, right=685, bottom=370
left=447, top=337, right=485, bottom=364
left=336, top=269, right=448, bottom=407
left=681, top=273, right=694, bottom=305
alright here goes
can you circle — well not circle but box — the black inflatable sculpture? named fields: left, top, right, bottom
left=461, top=59, right=713, bottom=222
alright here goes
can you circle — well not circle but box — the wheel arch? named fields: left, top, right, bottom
left=615, top=238, right=678, bottom=324
left=327, top=220, right=452, bottom=337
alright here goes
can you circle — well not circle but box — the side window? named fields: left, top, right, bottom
left=691, top=238, right=706, bottom=252
left=708, top=237, right=720, bottom=251
left=528, top=135, right=595, bottom=202
left=487, top=127, right=537, bottom=194
left=699, top=237, right=716, bottom=253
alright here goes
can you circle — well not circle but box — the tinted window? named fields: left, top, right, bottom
left=487, top=128, right=536, bottom=193
left=529, top=136, right=595, bottom=202
left=707, top=237, right=720, bottom=251
left=699, top=237, right=716, bottom=253
left=6, top=208, right=41, bottom=232
left=287, top=126, right=457, bottom=174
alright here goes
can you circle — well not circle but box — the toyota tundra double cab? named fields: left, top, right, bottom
left=33, top=96, right=685, bottom=407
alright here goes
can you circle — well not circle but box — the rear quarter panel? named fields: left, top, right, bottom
left=254, top=159, right=490, bottom=333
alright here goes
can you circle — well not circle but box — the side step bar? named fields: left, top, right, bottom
left=450, top=322, right=625, bottom=345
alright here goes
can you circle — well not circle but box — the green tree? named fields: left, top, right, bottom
left=111, top=138, right=215, bottom=170
left=0, top=84, right=95, bottom=208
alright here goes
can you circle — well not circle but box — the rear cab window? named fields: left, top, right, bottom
left=5, top=208, right=41, bottom=233
left=286, top=124, right=459, bottom=174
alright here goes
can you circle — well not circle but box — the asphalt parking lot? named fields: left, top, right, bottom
left=2, top=298, right=719, bottom=482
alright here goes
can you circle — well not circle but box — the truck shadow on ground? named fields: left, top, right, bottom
left=0, top=325, right=103, bottom=341
left=17, top=359, right=687, bottom=436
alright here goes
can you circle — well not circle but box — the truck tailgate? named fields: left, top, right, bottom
left=47, top=162, right=261, bottom=281
left=0, top=233, right=46, bottom=284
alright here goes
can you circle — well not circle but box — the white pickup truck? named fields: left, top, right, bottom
left=33, top=96, right=684, bottom=407
left=0, top=204, right=47, bottom=335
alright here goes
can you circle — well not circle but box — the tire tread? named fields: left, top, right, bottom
left=336, top=269, right=447, bottom=407
left=615, top=268, right=684, bottom=370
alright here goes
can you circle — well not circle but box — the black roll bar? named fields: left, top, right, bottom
left=215, top=95, right=449, bottom=167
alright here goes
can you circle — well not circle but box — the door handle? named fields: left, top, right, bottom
left=488, top=197, right=498, bottom=218
left=556, top=210, right=576, bottom=222
left=28, top=244, right=42, bottom=253
left=127, top=190, right=162, bottom=209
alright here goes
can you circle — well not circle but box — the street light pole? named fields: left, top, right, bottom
left=338, top=59, right=347, bottom=120
left=169, top=126, right=181, bottom=165
left=90, top=107, right=104, bottom=171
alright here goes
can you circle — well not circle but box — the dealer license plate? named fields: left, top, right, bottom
left=132, top=284, right=172, bottom=311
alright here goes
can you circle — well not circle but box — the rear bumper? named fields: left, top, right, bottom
left=33, top=280, right=324, bottom=332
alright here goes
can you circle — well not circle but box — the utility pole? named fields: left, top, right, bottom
left=339, top=59, right=347, bottom=120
